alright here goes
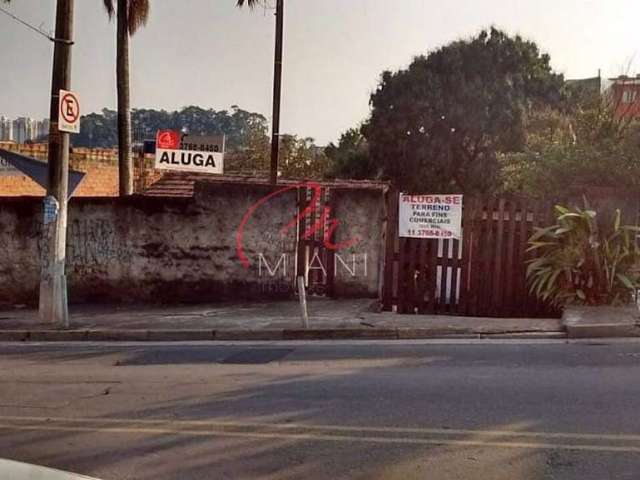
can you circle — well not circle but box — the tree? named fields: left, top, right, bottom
left=226, top=133, right=329, bottom=179
left=278, top=135, right=329, bottom=179
left=226, top=119, right=271, bottom=174
left=103, top=0, right=150, bottom=196
left=100, top=0, right=259, bottom=194
left=75, top=108, right=118, bottom=148
left=499, top=80, right=640, bottom=198
left=364, top=27, right=564, bottom=193
left=74, top=105, right=269, bottom=150
left=325, top=127, right=377, bottom=179
left=500, top=67, right=640, bottom=197
left=236, top=0, right=260, bottom=6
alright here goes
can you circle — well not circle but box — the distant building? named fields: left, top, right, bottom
left=0, top=117, right=13, bottom=142
left=565, top=75, right=605, bottom=99
left=608, top=75, right=640, bottom=119
left=12, top=117, right=32, bottom=144
left=566, top=72, right=640, bottom=120
left=9, top=117, right=49, bottom=144
left=35, top=119, right=49, bottom=140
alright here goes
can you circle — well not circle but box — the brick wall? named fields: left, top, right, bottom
left=0, top=142, right=153, bottom=197
left=0, top=176, right=46, bottom=196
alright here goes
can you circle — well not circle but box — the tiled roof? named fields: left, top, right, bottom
left=142, top=172, right=202, bottom=197
left=143, top=172, right=388, bottom=197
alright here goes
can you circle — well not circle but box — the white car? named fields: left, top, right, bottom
left=0, top=459, right=100, bottom=480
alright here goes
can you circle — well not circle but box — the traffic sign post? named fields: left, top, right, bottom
left=58, top=89, right=80, bottom=134
left=39, top=0, right=76, bottom=328
left=41, top=87, right=80, bottom=326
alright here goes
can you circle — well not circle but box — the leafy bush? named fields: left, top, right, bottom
left=527, top=203, right=640, bottom=306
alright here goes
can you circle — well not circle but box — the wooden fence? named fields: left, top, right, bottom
left=381, top=192, right=559, bottom=317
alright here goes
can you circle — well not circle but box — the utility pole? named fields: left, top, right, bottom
left=269, top=0, right=284, bottom=184
left=39, top=0, right=74, bottom=326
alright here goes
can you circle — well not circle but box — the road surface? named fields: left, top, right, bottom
left=1, top=339, right=640, bottom=479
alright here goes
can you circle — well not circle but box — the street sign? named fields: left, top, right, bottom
left=143, top=140, right=157, bottom=154
left=154, top=130, right=224, bottom=174
left=399, top=194, right=463, bottom=239
left=0, top=148, right=86, bottom=197
left=43, top=196, right=59, bottom=225
left=58, top=89, right=80, bottom=134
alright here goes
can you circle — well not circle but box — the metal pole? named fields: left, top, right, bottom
left=39, top=0, right=74, bottom=326
left=297, top=276, right=309, bottom=329
left=269, top=0, right=283, bottom=184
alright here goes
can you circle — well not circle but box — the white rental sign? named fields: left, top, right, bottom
left=399, top=194, right=463, bottom=239
left=58, top=89, right=80, bottom=134
left=154, top=130, right=224, bottom=174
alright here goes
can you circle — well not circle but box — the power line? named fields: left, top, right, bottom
left=0, top=4, right=59, bottom=43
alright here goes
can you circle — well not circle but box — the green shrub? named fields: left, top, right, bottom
left=527, top=203, right=640, bottom=306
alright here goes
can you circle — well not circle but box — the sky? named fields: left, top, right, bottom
left=1, top=0, right=639, bottom=145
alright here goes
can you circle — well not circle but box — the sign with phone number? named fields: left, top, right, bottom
left=398, top=194, right=463, bottom=239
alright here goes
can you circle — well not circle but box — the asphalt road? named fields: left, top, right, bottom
left=1, top=339, right=640, bottom=480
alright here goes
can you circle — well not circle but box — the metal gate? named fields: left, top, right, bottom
left=295, top=183, right=335, bottom=296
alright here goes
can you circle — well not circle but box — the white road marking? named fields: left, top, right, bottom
left=0, top=416, right=639, bottom=453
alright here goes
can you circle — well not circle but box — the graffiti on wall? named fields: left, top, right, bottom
left=67, top=219, right=132, bottom=269
left=19, top=218, right=133, bottom=271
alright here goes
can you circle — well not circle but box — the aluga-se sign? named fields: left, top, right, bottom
left=154, top=130, right=225, bottom=174
left=399, top=194, right=463, bottom=239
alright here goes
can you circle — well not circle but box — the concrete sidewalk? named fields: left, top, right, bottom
left=0, top=298, right=564, bottom=341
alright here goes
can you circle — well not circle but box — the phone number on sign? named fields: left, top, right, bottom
left=405, top=229, right=454, bottom=238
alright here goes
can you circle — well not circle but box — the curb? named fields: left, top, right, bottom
left=283, top=329, right=398, bottom=340
left=0, top=328, right=568, bottom=342
left=566, top=324, right=640, bottom=339
left=216, top=330, right=284, bottom=341
left=397, top=327, right=470, bottom=339
left=562, top=306, right=640, bottom=339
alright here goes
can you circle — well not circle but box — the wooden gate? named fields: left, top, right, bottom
left=381, top=192, right=559, bottom=317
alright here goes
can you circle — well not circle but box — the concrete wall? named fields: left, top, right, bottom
left=0, top=181, right=385, bottom=306
left=331, top=188, right=385, bottom=297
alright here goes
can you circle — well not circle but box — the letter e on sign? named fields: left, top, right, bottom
left=58, top=89, right=80, bottom=134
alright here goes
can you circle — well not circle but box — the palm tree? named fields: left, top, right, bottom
left=102, top=1, right=257, bottom=195
left=103, top=0, right=150, bottom=196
